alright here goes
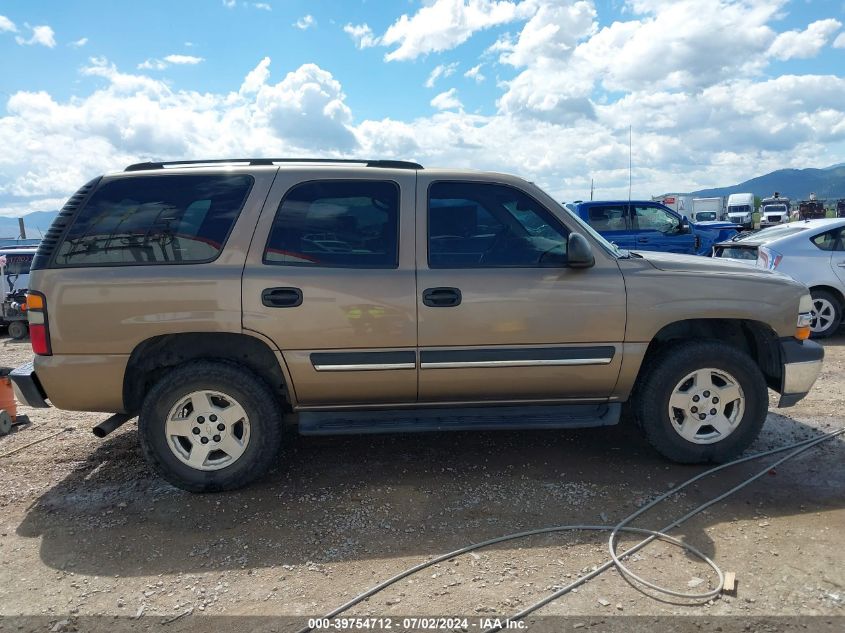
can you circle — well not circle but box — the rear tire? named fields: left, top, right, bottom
left=634, top=340, right=768, bottom=463
left=139, top=360, right=283, bottom=492
left=809, top=289, right=841, bottom=339
left=7, top=321, right=28, bottom=340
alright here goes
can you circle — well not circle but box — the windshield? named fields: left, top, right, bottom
left=561, top=203, right=624, bottom=257
left=728, top=205, right=752, bottom=214
left=763, top=205, right=787, bottom=213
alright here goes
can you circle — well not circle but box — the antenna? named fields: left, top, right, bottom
left=628, top=125, right=633, bottom=203
left=590, top=178, right=594, bottom=201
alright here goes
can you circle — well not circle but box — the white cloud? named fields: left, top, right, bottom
left=380, top=0, right=533, bottom=61
left=164, top=54, right=204, bottom=65
left=431, top=88, right=463, bottom=110
left=344, top=23, right=380, bottom=49
left=835, top=32, right=845, bottom=49
left=69, top=37, right=88, bottom=48
left=240, top=57, right=271, bottom=94
left=222, top=0, right=236, bottom=7
left=464, top=64, right=485, bottom=83
left=425, top=62, right=459, bottom=88
left=254, top=2, right=271, bottom=10
left=138, top=54, right=204, bottom=70
left=15, top=24, right=56, bottom=48
left=768, top=18, right=843, bottom=60
left=0, top=15, right=16, bottom=33
left=294, top=14, right=315, bottom=30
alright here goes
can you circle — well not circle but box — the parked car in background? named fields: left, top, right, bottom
left=0, top=246, right=36, bottom=294
left=760, top=193, right=790, bottom=227
left=727, top=193, right=755, bottom=229
left=713, top=218, right=845, bottom=337
left=797, top=194, right=826, bottom=221
left=691, top=197, right=723, bottom=222
left=570, top=200, right=738, bottom=255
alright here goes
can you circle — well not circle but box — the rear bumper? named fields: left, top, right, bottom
left=777, top=339, right=824, bottom=408
left=9, top=362, right=50, bottom=408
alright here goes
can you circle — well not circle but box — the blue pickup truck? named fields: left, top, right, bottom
left=568, top=200, right=738, bottom=255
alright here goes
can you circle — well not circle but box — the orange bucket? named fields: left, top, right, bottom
left=0, top=376, right=17, bottom=421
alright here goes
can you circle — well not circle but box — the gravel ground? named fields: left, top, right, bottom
left=0, top=335, right=843, bottom=632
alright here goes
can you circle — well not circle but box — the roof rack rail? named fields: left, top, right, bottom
left=124, top=158, right=424, bottom=172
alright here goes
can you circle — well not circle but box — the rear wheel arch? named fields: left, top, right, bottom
left=123, top=332, right=290, bottom=415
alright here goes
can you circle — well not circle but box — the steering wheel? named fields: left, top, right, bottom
left=478, top=230, right=513, bottom=265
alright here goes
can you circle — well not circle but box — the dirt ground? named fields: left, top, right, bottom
left=0, top=334, right=843, bottom=632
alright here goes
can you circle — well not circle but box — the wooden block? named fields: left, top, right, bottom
left=723, top=571, right=737, bottom=593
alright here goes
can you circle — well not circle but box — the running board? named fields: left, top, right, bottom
left=297, top=403, right=620, bottom=436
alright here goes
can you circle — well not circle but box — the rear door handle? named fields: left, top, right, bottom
left=637, top=237, right=649, bottom=243
left=422, top=287, right=462, bottom=307
left=837, top=262, right=845, bottom=268
left=262, top=287, right=303, bottom=308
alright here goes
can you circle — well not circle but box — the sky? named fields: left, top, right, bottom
left=1, top=0, right=845, bottom=216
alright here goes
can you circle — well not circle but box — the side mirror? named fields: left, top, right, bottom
left=567, top=232, right=595, bottom=269
left=679, top=217, right=691, bottom=234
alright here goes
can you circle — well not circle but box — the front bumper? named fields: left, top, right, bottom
left=9, top=362, right=50, bottom=408
left=777, top=339, right=824, bottom=408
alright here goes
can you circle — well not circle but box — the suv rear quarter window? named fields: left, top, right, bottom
left=53, top=174, right=253, bottom=267
left=263, top=180, right=400, bottom=268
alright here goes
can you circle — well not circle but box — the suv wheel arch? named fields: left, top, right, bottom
left=123, top=332, right=291, bottom=415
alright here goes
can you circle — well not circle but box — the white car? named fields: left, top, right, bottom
left=713, top=219, right=845, bottom=338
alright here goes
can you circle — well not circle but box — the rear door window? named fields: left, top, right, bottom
left=263, top=180, right=399, bottom=268
left=587, top=205, right=628, bottom=231
left=54, top=175, right=253, bottom=266
left=811, top=228, right=845, bottom=251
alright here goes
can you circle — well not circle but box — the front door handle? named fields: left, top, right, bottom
left=423, top=287, right=462, bottom=308
left=637, top=237, right=649, bottom=243
left=837, top=261, right=845, bottom=268
left=262, top=287, right=303, bottom=308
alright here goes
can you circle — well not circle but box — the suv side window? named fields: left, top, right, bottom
left=587, top=205, right=627, bottom=231
left=633, top=204, right=680, bottom=234
left=428, top=181, right=568, bottom=268
left=55, top=175, right=253, bottom=267
left=264, top=180, right=399, bottom=268
left=811, top=228, right=845, bottom=251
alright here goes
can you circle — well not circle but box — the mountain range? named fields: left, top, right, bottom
left=2, top=163, right=844, bottom=238
left=689, top=164, right=845, bottom=201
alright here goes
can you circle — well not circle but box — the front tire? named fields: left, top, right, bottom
left=634, top=340, right=768, bottom=463
left=809, top=289, right=841, bottom=339
left=139, top=361, right=283, bottom=492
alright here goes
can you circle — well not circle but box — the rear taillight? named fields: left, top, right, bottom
left=758, top=246, right=783, bottom=270
left=25, top=291, right=51, bottom=356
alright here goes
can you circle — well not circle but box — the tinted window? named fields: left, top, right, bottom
left=634, top=205, right=680, bottom=233
left=55, top=175, right=252, bottom=266
left=428, top=182, right=568, bottom=268
left=811, top=228, right=844, bottom=252
left=587, top=205, right=627, bottom=231
left=264, top=180, right=399, bottom=268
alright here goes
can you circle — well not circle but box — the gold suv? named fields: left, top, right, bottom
left=10, top=158, right=823, bottom=492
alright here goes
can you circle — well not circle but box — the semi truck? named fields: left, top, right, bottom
left=727, top=193, right=755, bottom=229
left=760, top=192, right=790, bottom=227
